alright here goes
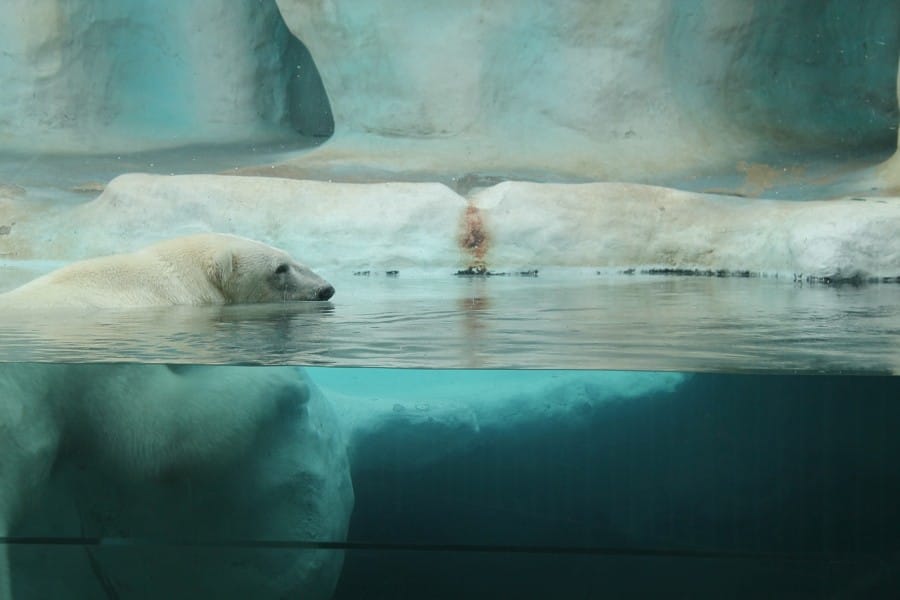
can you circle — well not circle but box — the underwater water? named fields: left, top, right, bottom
left=3, top=363, right=900, bottom=598
left=2, top=275, right=899, bottom=598
left=328, top=370, right=900, bottom=599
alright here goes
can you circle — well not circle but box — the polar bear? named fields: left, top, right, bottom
left=0, top=233, right=334, bottom=308
left=1, top=364, right=353, bottom=599
left=0, top=234, right=350, bottom=598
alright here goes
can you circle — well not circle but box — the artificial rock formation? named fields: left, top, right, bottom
left=2, top=174, right=898, bottom=282
left=0, top=0, right=329, bottom=152
left=0, top=0, right=896, bottom=186
left=274, top=0, right=899, bottom=182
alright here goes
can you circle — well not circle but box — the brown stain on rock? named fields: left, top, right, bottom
left=736, top=161, right=807, bottom=197
left=459, top=203, right=489, bottom=269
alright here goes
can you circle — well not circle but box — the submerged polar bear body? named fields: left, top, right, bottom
left=0, top=233, right=334, bottom=308
left=2, top=364, right=353, bottom=599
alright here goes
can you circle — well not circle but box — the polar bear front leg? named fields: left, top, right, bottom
left=0, top=364, right=65, bottom=599
left=0, top=519, right=11, bottom=600
left=0, top=497, right=16, bottom=600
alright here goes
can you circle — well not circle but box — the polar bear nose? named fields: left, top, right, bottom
left=317, top=284, right=335, bottom=301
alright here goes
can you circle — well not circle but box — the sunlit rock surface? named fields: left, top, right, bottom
left=472, top=182, right=900, bottom=280
left=0, top=174, right=466, bottom=267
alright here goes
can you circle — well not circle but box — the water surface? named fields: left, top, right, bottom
left=1, top=272, right=897, bottom=374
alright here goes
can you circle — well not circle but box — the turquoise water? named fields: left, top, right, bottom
left=3, top=274, right=899, bottom=597
left=5, top=363, right=900, bottom=598
left=333, top=370, right=900, bottom=599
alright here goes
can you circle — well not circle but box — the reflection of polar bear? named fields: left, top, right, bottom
left=0, top=233, right=335, bottom=308
left=2, top=365, right=353, bottom=599
left=0, top=234, right=350, bottom=598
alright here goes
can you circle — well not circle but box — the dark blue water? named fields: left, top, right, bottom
left=331, top=371, right=900, bottom=599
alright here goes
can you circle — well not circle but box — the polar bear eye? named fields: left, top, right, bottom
left=275, top=263, right=290, bottom=275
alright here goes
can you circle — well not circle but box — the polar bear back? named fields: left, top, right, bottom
left=0, top=252, right=222, bottom=308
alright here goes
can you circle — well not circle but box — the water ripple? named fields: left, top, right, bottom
left=0, top=274, right=897, bottom=374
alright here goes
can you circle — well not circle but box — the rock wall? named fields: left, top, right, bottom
left=275, top=0, right=900, bottom=180
left=0, top=0, right=331, bottom=152
left=1, top=1, right=896, bottom=180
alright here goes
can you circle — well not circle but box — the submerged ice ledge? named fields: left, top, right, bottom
left=313, top=368, right=687, bottom=471
left=1, top=173, right=899, bottom=282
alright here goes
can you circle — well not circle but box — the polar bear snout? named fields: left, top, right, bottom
left=316, top=283, right=335, bottom=301
left=272, top=263, right=335, bottom=302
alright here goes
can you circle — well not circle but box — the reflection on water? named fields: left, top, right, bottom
left=0, top=274, right=897, bottom=373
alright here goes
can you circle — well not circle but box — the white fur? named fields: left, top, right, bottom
left=0, top=233, right=334, bottom=308
left=1, top=364, right=353, bottom=599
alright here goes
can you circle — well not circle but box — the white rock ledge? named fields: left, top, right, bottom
left=1, top=173, right=898, bottom=281
left=473, top=182, right=900, bottom=281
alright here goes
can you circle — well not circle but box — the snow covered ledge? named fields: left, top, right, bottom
left=1, top=174, right=898, bottom=282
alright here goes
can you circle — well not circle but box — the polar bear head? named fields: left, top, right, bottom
left=204, top=234, right=334, bottom=303
left=154, top=233, right=335, bottom=304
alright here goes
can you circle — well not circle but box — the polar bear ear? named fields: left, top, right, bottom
left=207, top=248, right=235, bottom=290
